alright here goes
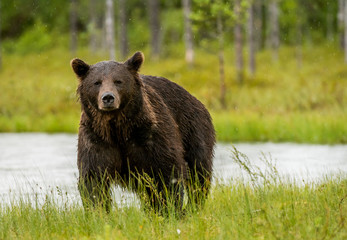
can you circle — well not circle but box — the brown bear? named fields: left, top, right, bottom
left=70, top=52, right=215, bottom=212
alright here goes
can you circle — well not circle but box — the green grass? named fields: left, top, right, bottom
left=213, top=111, right=347, bottom=143
left=1, top=149, right=346, bottom=239
left=0, top=44, right=346, bottom=143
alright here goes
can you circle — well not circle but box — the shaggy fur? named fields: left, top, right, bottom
left=71, top=52, right=215, bottom=211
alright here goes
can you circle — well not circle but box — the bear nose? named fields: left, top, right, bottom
left=102, top=92, right=115, bottom=104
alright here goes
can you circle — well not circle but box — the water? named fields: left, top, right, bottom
left=0, top=133, right=346, bottom=206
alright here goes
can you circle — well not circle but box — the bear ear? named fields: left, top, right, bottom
left=125, top=51, right=144, bottom=72
left=70, top=58, right=90, bottom=78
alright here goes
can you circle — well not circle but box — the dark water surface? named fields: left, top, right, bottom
left=0, top=133, right=346, bottom=205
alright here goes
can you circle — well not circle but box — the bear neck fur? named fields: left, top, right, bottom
left=80, top=84, right=157, bottom=144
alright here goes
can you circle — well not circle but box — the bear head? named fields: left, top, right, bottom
left=71, top=52, right=144, bottom=113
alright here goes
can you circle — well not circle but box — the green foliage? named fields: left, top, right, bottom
left=191, top=0, right=251, bottom=51
left=0, top=0, right=342, bottom=50
left=191, top=0, right=234, bottom=40
left=0, top=0, right=70, bottom=38
left=280, top=0, right=302, bottom=44
left=127, top=8, right=150, bottom=51
left=0, top=1, right=35, bottom=38
left=3, top=21, right=57, bottom=55
left=0, top=0, right=342, bottom=53
left=161, top=9, right=184, bottom=48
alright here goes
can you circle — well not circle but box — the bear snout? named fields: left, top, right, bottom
left=99, top=92, right=120, bottom=111
left=102, top=92, right=115, bottom=104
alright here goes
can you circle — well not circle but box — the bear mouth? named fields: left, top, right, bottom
left=100, top=105, right=118, bottom=112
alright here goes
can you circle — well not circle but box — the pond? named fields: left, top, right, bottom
left=0, top=133, right=346, bottom=206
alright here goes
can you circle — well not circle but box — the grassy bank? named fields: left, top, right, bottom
left=213, top=111, right=347, bottom=143
left=1, top=149, right=346, bottom=239
left=1, top=176, right=346, bottom=239
left=0, top=45, right=346, bottom=143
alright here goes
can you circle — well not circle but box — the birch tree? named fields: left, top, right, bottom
left=148, top=0, right=161, bottom=59
left=269, top=0, right=279, bottom=61
left=0, top=0, right=2, bottom=70
left=296, top=0, right=304, bottom=69
left=248, top=1, right=256, bottom=76
left=119, top=0, right=128, bottom=59
left=217, top=9, right=226, bottom=108
left=191, top=0, right=232, bottom=107
left=254, top=0, right=263, bottom=51
left=105, top=0, right=115, bottom=60
left=89, top=0, right=97, bottom=53
left=234, top=0, right=244, bottom=84
left=338, top=0, right=344, bottom=48
left=70, top=0, right=78, bottom=54
left=344, top=0, right=347, bottom=63
left=326, top=1, right=334, bottom=41
left=182, top=0, right=194, bottom=65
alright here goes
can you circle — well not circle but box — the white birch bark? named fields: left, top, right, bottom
left=105, top=0, right=116, bottom=60
left=269, top=0, right=279, bottom=61
left=182, top=0, right=194, bottom=65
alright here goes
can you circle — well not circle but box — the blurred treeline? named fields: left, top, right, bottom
left=0, top=0, right=347, bottom=142
left=0, top=0, right=343, bottom=57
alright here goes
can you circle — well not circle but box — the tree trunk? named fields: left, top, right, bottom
left=119, top=0, right=128, bottom=59
left=234, top=0, right=244, bottom=85
left=254, top=0, right=263, bottom=51
left=269, top=0, right=279, bottom=61
left=148, top=0, right=161, bottom=59
left=0, top=0, right=2, bottom=70
left=339, top=0, right=345, bottom=49
left=217, top=11, right=226, bottom=109
left=326, top=2, right=334, bottom=42
left=70, top=0, right=78, bottom=54
left=260, top=1, right=267, bottom=50
left=248, top=2, right=256, bottom=76
left=98, top=12, right=106, bottom=51
left=105, top=0, right=116, bottom=60
left=182, top=0, right=194, bottom=65
left=296, top=2, right=303, bottom=69
left=344, top=0, right=347, bottom=63
left=89, top=0, right=97, bottom=53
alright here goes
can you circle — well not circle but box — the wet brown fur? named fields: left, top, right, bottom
left=71, top=52, right=215, bottom=211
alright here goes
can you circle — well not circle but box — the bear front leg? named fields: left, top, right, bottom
left=77, top=129, right=122, bottom=212
left=128, top=156, right=186, bottom=213
left=138, top=175, right=184, bottom=214
left=164, top=180, right=185, bottom=213
left=186, top=169, right=212, bottom=207
left=78, top=173, right=112, bottom=212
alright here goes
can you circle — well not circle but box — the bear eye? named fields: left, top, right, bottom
left=94, top=81, right=102, bottom=86
left=114, top=80, right=123, bottom=85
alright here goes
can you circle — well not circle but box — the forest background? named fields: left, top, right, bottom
left=0, top=0, right=346, bottom=143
